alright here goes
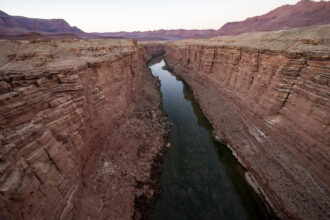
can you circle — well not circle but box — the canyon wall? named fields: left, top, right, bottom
left=1, top=24, right=328, bottom=219
left=140, top=42, right=165, bottom=62
left=0, top=38, right=166, bottom=219
left=165, top=25, right=330, bottom=219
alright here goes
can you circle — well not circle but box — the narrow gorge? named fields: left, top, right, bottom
left=0, top=39, right=168, bottom=219
left=150, top=60, right=270, bottom=220
left=0, top=24, right=329, bottom=220
left=164, top=25, right=330, bottom=220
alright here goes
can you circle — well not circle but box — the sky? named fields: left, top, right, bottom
left=0, top=0, right=324, bottom=32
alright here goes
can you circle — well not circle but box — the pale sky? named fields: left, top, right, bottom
left=0, top=0, right=325, bottom=32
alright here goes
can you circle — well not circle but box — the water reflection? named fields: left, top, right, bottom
left=151, top=60, right=268, bottom=220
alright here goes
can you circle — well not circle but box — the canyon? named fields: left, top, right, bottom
left=164, top=24, right=330, bottom=219
left=0, top=38, right=168, bottom=219
left=0, top=18, right=329, bottom=220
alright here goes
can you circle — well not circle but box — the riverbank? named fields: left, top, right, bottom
left=164, top=25, right=330, bottom=219
left=0, top=39, right=169, bottom=219
left=150, top=59, right=271, bottom=219
left=74, top=56, right=171, bottom=219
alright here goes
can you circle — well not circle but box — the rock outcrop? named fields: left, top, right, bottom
left=0, top=38, right=167, bottom=219
left=165, top=25, right=330, bottom=220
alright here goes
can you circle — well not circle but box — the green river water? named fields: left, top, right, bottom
left=150, top=59, right=269, bottom=220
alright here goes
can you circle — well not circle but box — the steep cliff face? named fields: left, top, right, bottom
left=165, top=25, right=330, bottom=220
left=140, top=42, right=165, bottom=62
left=0, top=38, right=167, bottom=219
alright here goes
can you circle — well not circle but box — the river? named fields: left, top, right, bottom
left=149, top=59, right=269, bottom=220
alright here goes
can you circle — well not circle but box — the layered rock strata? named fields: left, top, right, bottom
left=165, top=25, right=330, bottom=220
left=0, top=38, right=167, bottom=219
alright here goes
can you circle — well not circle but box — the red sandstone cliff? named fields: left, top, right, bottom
left=1, top=18, right=329, bottom=220
left=165, top=25, right=330, bottom=219
left=0, top=38, right=167, bottom=219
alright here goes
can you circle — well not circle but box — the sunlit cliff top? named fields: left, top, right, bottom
left=171, top=24, right=330, bottom=54
left=0, top=39, right=137, bottom=73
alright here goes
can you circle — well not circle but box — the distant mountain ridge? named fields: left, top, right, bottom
left=0, top=10, right=83, bottom=36
left=214, top=0, right=330, bottom=36
left=0, top=0, right=329, bottom=40
left=92, top=29, right=216, bottom=41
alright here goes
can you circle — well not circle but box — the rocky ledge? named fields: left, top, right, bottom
left=165, top=25, right=330, bottom=220
left=0, top=38, right=168, bottom=219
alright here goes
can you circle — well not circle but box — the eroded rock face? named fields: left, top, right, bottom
left=165, top=26, right=330, bottom=220
left=0, top=39, right=167, bottom=219
left=140, top=42, right=165, bottom=62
